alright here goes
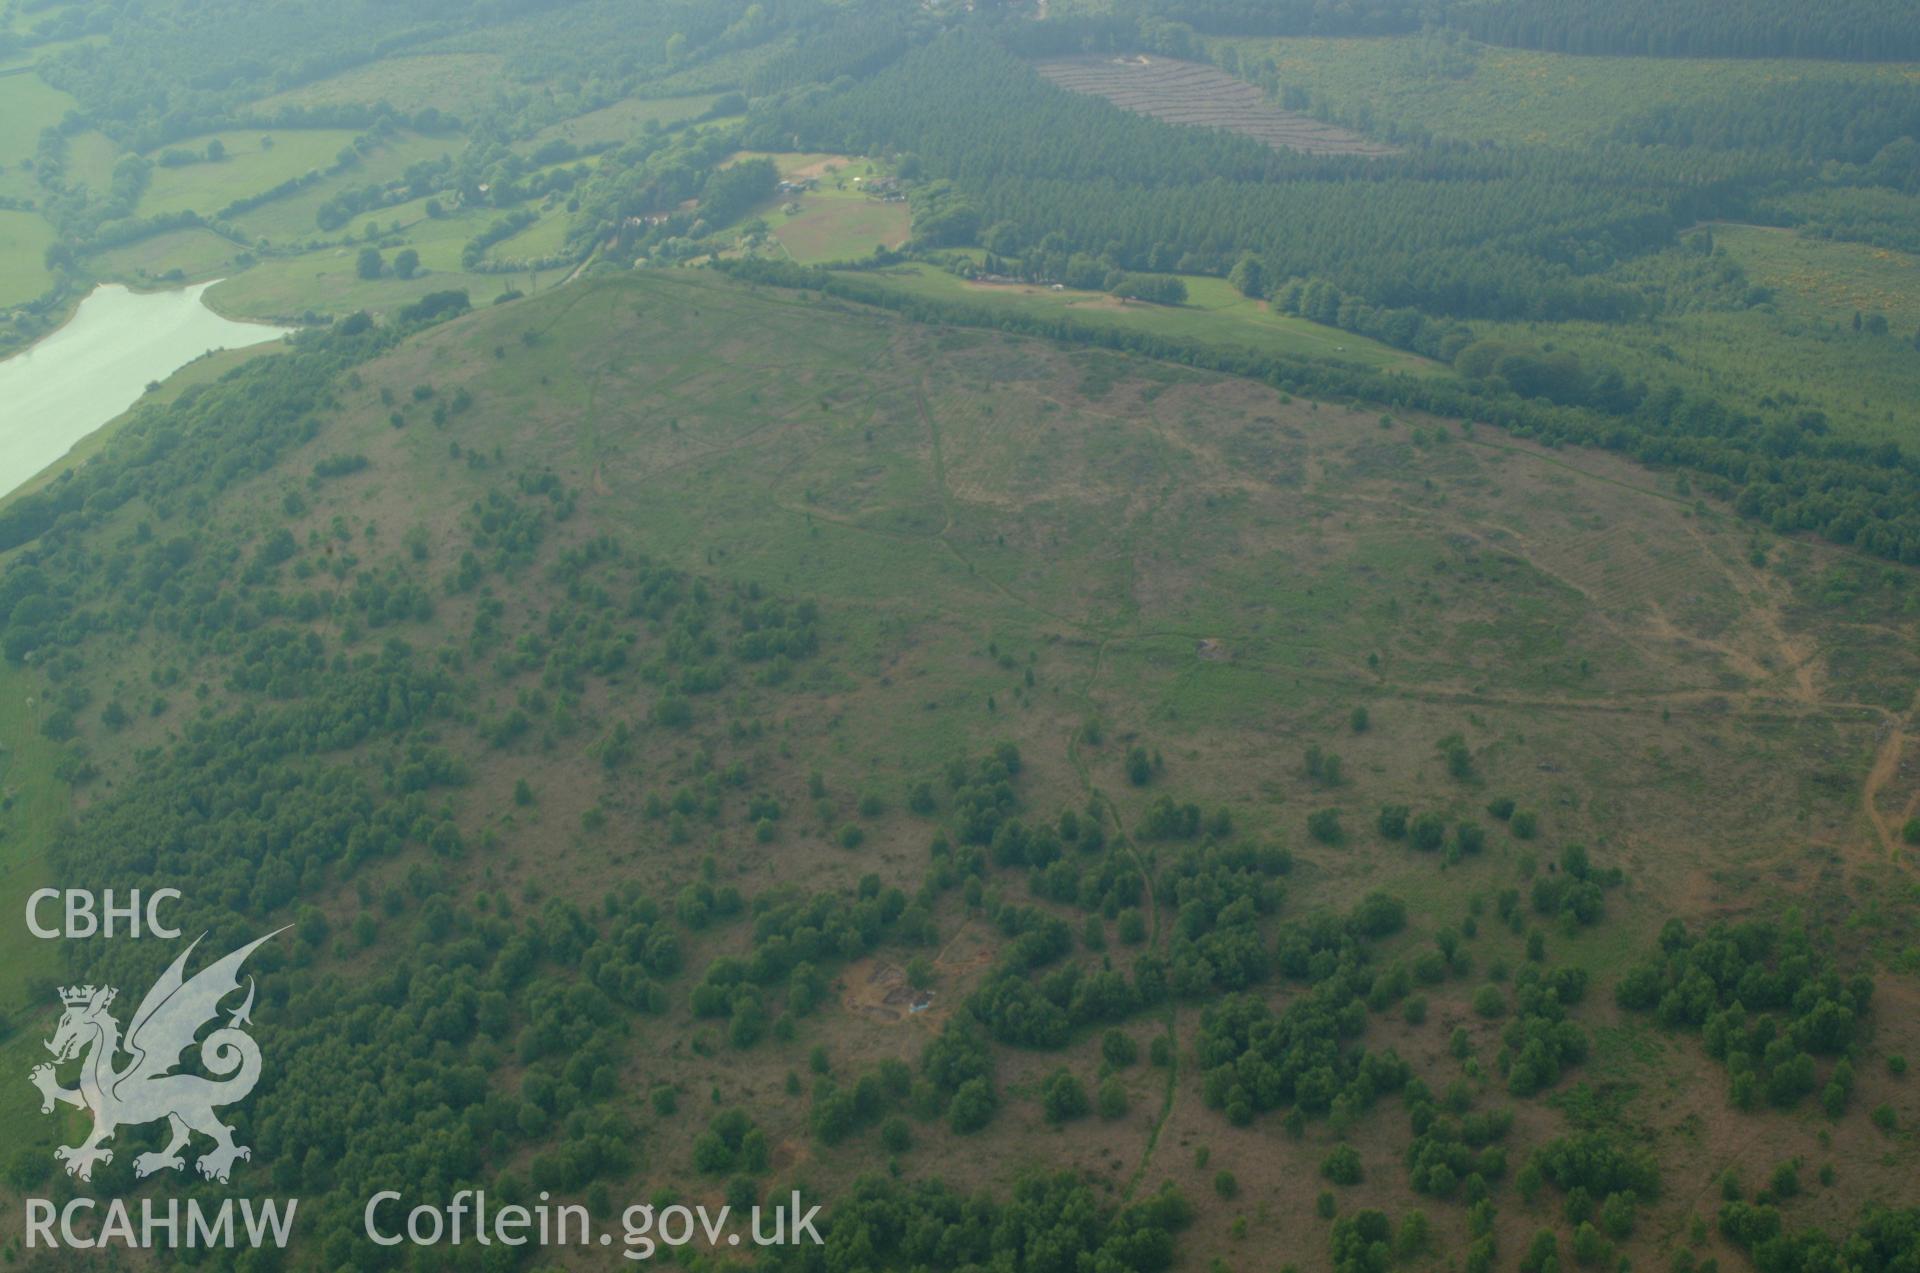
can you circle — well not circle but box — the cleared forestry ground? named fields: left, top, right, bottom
left=1036, top=54, right=1397, bottom=156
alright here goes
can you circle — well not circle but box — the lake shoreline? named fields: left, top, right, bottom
left=0, top=283, right=290, bottom=505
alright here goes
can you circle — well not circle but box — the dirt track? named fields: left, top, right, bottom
left=1863, top=688, right=1920, bottom=857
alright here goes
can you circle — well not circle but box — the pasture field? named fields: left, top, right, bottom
left=136, top=128, right=361, bottom=218
left=1037, top=54, right=1397, bottom=156
left=247, top=52, right=509, bottom=117
left=486, top=203, right=576, bottom=262
left=203, top=247, right=518, bottom=323
left=1480, top=230, right=1920, bottom=445
left=710, top=153, right=908, bottom=263
left=0, top=71, right=74, bottom=167
left=775, top=191, right=908, bottom=262
left=86, top=226, right=251, bottom=282
left=367, top=199, right=510, bottom=272
left=225, top=131, right=467, bottom=243
left=16, top=270, right=1912, bottom=1265
left=341, top=191, right=488, bottom=239
left=1205, top=34, right=1920, bottom=146
left=769, top=186, right=909, bottom=263
left=0, top=208, right=53, bottom=306
left=63, top=129, right=122, bottom=191
left=0, top=154, right=32, bottom=202
left=859, top=261, right=1438, bottom=375
left=342, top=191, right=570, bottom=276
left=245, top=189, right=536, bottom=281
left=515, top=92, right=721, bottom=153
left=729, top=151, right=879, bottom=181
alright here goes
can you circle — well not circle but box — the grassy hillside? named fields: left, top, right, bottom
left=7, top=2, right=1920, bottom=1267
left=856, top=263, right=1440, bottom=376
left=3, top=271, right=1915, bottom=1267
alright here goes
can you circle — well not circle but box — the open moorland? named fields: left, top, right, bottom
left=5, top=270, right=1919, bottom=1269
left=6, top=0, right=1920, bottom=1268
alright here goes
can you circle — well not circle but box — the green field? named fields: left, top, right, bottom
left=1206, top=34, right=1920, bottom=146
left=708, top=152, right=912, bottom=264
left=248, top=52, right=509, bottom=117
left=63, top=129, right=123, bottom=191
left=377, top=200, right=507, bottom=269
left=1478, top=228, right=1920, bottom=445
left=862, top=262, right=1440, bottom=375
left=226, top=131, right=466, bottom=243
left=87, top=226, right=251, bottom=282
left=237, top=187, right=559, bottom=297
left=0, top=71, right=75, bottom=167
left=205, top=247, right=519, bottom=322
left=0, top=162, right=33, bottom=204
left=516, top=92, right=720, bottom=153
left=0, top=208, right=54, bottom=306
left=771, top=187, right=909, bottom=263
left=736, top=151, right=872, bottom=179
left=255, top=183, right=570, bottom=280
left=486, top=204, right=575, bottom=262
left=137, top=128, right=361, bottom=217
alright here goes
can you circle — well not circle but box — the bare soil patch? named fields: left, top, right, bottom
left=840, top=957, right=936, bottom=1023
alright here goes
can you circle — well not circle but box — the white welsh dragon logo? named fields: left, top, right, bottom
left=29, top=930, right=283, bottom=1184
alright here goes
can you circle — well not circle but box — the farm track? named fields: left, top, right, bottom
left=1864, top=687, right=1920, bottom=859
left=1036, top=56, right=1397, bottom=158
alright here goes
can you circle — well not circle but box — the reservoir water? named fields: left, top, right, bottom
left=0, top=283, right=289, bottom=499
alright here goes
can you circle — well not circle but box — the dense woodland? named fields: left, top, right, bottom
left=753, top=32, right=1753, bottom=324
left=753, top=23, right=1915, bottom=320
left=1438, top=0, right=1920, bottom=61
